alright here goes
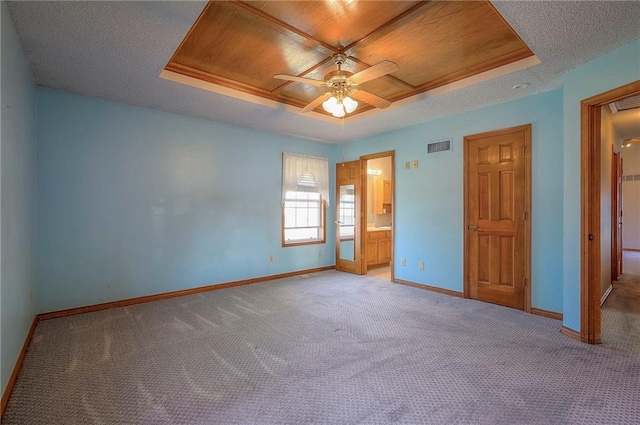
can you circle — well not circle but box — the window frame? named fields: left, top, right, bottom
left=281, top=190, right=327, bottom=247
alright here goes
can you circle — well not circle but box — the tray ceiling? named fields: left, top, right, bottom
left=164, top=1, right=535, bottom=119
left=7, top=1, right=640, bottom=142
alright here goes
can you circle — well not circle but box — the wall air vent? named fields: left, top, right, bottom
left=427, top=138, right=453, bottom=154
left=623, top=175, right=640, bottom=181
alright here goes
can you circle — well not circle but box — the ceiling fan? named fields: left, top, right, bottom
left=274, top=54, right=399, bottom=117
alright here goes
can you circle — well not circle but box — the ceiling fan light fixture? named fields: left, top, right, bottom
left=322, top=96, right=338, bottom=113
left=322, top=95, right=350, bottom=117
left=332, top=103, right=346, bottom=118
left=343, top=96, right=358, bottom=113
left=275, top=54, right=398, bottom=117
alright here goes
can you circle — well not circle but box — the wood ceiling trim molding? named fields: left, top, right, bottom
left=164, top=0, right=538, bottom=121
left=341, top=1, right=432, bottom=52
left=164, top=0, right=211, bottom=69
left=394, top=49, right=537, bottom=102
left=234, top=1, right=338, bottom=55
left=159, top=69, right=340, bottom=125
left=340, top=55, right=542, bottom=124
left=270, top=57, right=334, bottom=95
left=485, top=0, right=532, bottom=54
left=165, top=63, right=308, bottom=109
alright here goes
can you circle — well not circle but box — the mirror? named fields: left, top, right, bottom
left=338, top=184, right=355, bottom=261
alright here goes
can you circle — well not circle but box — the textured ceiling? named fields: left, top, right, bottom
left=6, top=1, right=640, bottom=143
left=611, top=108, right=640, bottom=141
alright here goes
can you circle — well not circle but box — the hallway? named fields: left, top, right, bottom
left=602, top=250, right=640, bottom=355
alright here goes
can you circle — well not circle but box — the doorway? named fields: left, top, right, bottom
left=335, top=152, right=395, bottom=278
left=362, top=151, right=394, bottom=280
left=580, top=80, right=640, bottom=344
left=599, top=90, right=640, bottom=354
left=463, top=124, right=532, bottom=311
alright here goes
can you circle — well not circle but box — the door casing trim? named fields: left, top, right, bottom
left=463, top=124, right=532, bottom=312
left=580, top=80, right=640, bottom=344
left=360, top=151, right=395, bottom=280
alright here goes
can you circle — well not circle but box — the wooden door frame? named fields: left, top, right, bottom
left=580, top=80, right=640, bottom=344
left=360, top=151, right=395, bottom=280
left=463, top=124, right=532, bottom=312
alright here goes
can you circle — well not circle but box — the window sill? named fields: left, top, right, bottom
left=282, top=240, right=326, bottom=247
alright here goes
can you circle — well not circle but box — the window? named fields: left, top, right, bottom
left=283, top=189, right=325, bottom=244
left=282, top=153, right=329, bottom=246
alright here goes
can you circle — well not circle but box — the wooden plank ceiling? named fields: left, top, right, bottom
left=165, top=1, right=534, bottom=118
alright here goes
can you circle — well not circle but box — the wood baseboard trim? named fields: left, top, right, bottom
left=601, top=284, right=614, bottom=306
left=1, top=316, right=38, bottom=417
left=393, top=278, right=464, bottom=298
left=623, top=248, right=640, bottom=252
left=38, top=266, right=335, bottom=321
left=531, top=307, right=563, bottom=321
left=560, top=326, right=581, bottom=342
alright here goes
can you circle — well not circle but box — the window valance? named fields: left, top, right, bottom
left=282, top=152, right=329, bottom=206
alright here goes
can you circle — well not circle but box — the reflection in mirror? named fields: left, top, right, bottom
left=338, top=184, right=355, bottom=261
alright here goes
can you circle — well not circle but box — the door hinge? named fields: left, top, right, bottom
left=522, top=211, right=527, bottom=221
left=523, top=277, right=527, bottom=287
left=523, top=145, right=526, bottom=156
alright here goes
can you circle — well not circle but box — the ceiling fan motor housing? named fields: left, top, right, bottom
left=324, top=70, right=354, bottom=85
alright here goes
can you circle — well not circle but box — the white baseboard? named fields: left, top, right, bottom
left=601, top=283, right=614, bottom=305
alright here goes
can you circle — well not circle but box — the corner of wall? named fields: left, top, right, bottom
left=1, top=0, right=39, bottom=405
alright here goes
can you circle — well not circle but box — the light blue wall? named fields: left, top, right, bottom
left=36, top=88, right=335, bottom=313
left=339, top=89, right=565, bottom=314
left=0, top=2, right=38, bottom=396
left=562, top=39, right=640, bottom=332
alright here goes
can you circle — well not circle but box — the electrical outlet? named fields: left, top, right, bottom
left=413, top=160, right=419, bottom=168
left=404, top=161, right=410, bottom=170
left=400, top=258, right=406, bottom=267
left=418, top=261, right=425, bottom=270
left=269, top=255, right=274, bottom=263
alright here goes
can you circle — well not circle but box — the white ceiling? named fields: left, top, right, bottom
left=6, top=1, right=640, bottom=144
left=611, top=108, right=640, bottom=141
left=610, top=95, right=640, bottom=140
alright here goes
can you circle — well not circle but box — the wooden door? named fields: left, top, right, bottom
left=336, top=160, right=364, bottom=274
left=612, top=153, right=623, bottom=280
left=464, top=125, right=531, bottom=310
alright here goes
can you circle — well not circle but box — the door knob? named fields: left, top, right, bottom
left=469, top=225, right=479, bottom=231
left=335, top=220, right=343, bottom=224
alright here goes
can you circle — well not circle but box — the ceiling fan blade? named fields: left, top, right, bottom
left=347, top=60, right=399, bottom=85
left=300, top=92, right=333, bottom=113
left=274, top=74, right=327, bottom=86
left=350, top=90, right=392, bottom=109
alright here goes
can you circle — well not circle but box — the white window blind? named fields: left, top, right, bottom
left=282, top=152, right=329, bottom=206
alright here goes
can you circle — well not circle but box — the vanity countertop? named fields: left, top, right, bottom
left=367, top=226, right=392, bottom=231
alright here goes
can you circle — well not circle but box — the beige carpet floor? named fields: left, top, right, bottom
left=4, top=270, right=640, bottom=424
left=602, top=250, right=640, bottom=355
